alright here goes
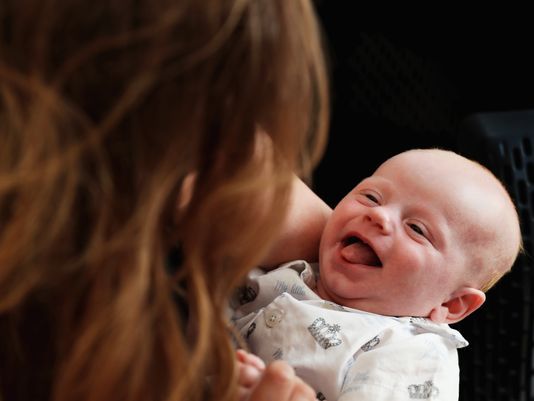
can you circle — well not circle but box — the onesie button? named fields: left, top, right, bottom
left=264, top=308, right=284, bottom=328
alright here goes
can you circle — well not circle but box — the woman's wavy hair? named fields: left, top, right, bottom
left=0, top=0, right=329, bottom=400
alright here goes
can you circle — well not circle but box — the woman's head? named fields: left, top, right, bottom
left=0, top=1, right=329, bottom=400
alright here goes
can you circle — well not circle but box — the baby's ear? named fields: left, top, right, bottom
left=429, top=287, right=486, bottom=324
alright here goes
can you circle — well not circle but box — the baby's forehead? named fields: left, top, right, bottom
left=371, top=153, right=513, bottom=235
left=369, top=157, right=491, bottom=207
left=377, top=151, right=505, bottom=201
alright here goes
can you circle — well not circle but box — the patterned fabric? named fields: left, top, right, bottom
left=231, top=260, right=468, bottom=401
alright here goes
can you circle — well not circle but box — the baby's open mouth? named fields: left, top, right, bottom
left=340, top=236, right=382, bottom=267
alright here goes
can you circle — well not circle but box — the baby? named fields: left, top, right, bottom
left=232, top=149, right=521, bottom=401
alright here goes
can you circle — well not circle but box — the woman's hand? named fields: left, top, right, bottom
left=237, top=350, right=316, bottom=401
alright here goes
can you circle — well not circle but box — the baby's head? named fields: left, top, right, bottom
left=317, top=148, right=521, bottom=323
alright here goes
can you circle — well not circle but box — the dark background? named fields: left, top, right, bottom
left=311, top=9, right=534, bottom=206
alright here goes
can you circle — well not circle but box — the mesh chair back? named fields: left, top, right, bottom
left=456, top=110, right=534, bottom=401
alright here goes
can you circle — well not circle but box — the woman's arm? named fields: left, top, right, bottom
left=260, top=175, right=332, bottom=269
left=179, top=170, right=331, bottom=269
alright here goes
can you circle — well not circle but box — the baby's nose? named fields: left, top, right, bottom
left=365, top=207, right=392, bottom=234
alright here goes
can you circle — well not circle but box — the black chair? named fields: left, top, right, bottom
left=456, top=109, right=534, bottom=401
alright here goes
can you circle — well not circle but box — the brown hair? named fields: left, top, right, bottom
left=0, top=1, right=329, bottom=400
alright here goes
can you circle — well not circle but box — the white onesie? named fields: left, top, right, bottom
left=231, top=260, right=468, bottom=401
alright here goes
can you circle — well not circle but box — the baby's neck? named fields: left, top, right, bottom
left=314, top=277, right=333, bottom=303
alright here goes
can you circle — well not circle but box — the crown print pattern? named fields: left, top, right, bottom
left=360, top=335, right=380, bottom=352
left=238, top=286, right=257, bottom=305
left=308, top=317, right=343, bottom=349
left=407, top=380, right=439, bottom=399
left=246, top=322, right=256, bottom=339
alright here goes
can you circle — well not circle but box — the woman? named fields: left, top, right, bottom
left=0, top=1, right=329, bottom=400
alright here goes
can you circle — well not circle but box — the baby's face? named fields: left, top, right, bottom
left=317, top=150, right=510, bottom=319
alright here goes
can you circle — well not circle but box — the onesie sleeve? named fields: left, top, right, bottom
left=337, top=326, right=462, bottom=401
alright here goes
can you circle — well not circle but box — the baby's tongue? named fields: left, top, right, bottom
left=340, top=242, right=380, bottom=266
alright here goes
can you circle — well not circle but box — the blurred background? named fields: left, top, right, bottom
left=313, top=5, right=534, bottom=401
left=311, top=14, right=534, bottom=205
